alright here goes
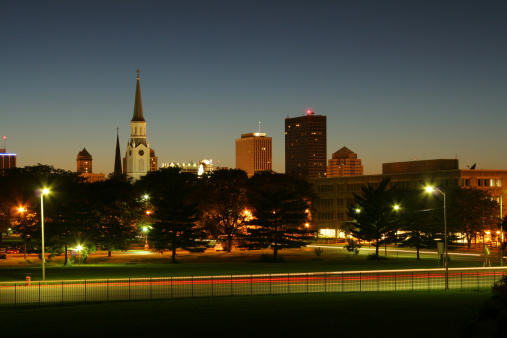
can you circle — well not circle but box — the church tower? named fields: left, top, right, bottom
left=124, top=70, right=152, bottom=181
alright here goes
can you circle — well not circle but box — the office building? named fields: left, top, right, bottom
left=236, top=132, right=272, bottom=177
left=327, top=147, right=363, bottom=177
left=285, top=111, right=326, bottom=179
left=0, top=148, right=16, bottom=171
left=312, top=159, right=507, bottom=239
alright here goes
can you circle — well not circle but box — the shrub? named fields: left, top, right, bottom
left=367, top=253, right=388, bottom=260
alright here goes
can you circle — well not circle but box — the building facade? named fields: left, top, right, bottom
left=76, top=148, right=92, bottom=173
left=161, top=159, right=214, bottom=176
left=312, top=159, right=507, bottom=239
left=327, top=146, right=363, bottom=177
left=285, top=111, right=326, bottom=179
left=76, top=147, right=105, bottom=182
left=0, top=148, right=16, bottom=172
left=235, top=132, right=272, bottom=177
left=124, top=70, right=157, bottom=181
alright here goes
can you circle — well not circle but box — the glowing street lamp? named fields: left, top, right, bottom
left=426, top=186, right=448, bottom=290
left=40, top=188, right=50, bottom=281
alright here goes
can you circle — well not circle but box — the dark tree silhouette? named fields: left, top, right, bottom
left=240, top=171, right=314, bottom=262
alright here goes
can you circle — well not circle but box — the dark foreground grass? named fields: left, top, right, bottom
left=0, top=255, right=489, bottom=282
left=0, top=291, right=492, bottom=337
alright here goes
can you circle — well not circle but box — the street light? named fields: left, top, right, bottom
left=40, top=188, right=50, bottom=281
left=18, top=207, right=27, bottom=259
left=499, top=193, right=507, bottom=266
left=425, top=186, right=448, bottom=290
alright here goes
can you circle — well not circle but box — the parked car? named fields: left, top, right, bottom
left=6, top=247, right=20, bottom=254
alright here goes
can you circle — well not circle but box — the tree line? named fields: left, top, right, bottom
left=345, top=178, right=502, bottom=259
left=0, top=165, right=314, bottom=263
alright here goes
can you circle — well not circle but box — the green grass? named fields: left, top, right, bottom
left=0, top=255, right=489, bottom=282
left=0, top=291, right=492, bottom=337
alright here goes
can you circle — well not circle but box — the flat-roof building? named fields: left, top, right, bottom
left=312, top=159, right=507, bottom=239
left=236, top=132, right=272, bottom=177
left=285, top=111, right=326, bottom=179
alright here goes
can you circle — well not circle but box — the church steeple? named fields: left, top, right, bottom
left=132, top=69, right=145, bottom=122
left=114, top=128, right=122, bottom=178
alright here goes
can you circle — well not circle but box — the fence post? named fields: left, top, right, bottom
left=427, top=272, right=430, bottom=291
left=477, top=271, right=479, bottom=291
left=231, top=275, right=233, bottom=296
left=307, top=273, right=309, bottom=294
left=211, top=275, right=213, bottom=297
left=377, top=272, right=379, bottom=292
left=342, top=272, right=344, bottom=293
left=287, top=274, right=290, bottom=295
left=171, top=276, right=173, bottom=299
left=85, top=280, right=87, bottom=303
left=107, top=279, right=109, bottom=301
left=412, top=272, right=414, bottom=291
left=14, top=283, right=16, bottom=308
left=192, top=276, right=194, bottom=298
left=251, top=275, right=253, bottom=296
left=150, top=278, right=152, bottom=300
left=270, top=274, right=272, bottom=295
left=129, top=278, right=131, bottom=301
left=39, top=281, right=41, bottom=306
left=62, top=280, right=64, bottom=304
left=460, top=272, right=462, bottom=291
left=360, top=272, right=362, bottom=292
left=395, top=272, right=397, bottom=292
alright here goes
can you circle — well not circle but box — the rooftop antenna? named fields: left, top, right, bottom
left=258, top=121, right=261, bottom=133
left=2, top=136, right=6, bottom=150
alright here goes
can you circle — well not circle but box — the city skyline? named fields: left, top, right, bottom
left=2, top=1, right=507, bottom=175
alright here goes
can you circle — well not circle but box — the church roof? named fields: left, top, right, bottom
left=131, top=70, right=145, bottom=122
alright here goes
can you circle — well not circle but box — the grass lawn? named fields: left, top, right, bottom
left=0, top=245, right=493, bottom=282
left=0, top=291, right=493, bottom=337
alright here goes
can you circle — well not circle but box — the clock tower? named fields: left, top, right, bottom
left=125, top=69, right=152, bottom=181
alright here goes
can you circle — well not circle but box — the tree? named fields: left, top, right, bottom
left=0, top=164, right=85, bottom=264
left=201, top=169, right=249, bottom=252
left=448, top=187, right=498, bottom=249
left=137, top=168, right=207, bottom=263
left=346, top=178, right=399, bottom=257
left=240, top=171, right=313, bottom=262
left=395, top=189, right=443, bottom=259
left=87, top=178, right=142, bottom=257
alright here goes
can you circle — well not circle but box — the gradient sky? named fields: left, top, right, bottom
left=2, top=1, right=506, bottom=175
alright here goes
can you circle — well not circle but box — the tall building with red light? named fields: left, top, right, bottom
left=236, top=132, right=272, bottom=177
left=285, top=111, right=327, bottom=179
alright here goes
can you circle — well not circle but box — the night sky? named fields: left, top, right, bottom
left=2, top=1, right=506, bottom=175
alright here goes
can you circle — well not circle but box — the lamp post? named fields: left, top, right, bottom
left=426, top=186, right=448, bottom=290
left=40, top=188, right=49, bottom=281
left=18, top=207, right=27, bottom=259
left=499, top=193, right=507, bottom=266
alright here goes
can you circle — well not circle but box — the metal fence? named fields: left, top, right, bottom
left=1, top=267, right=505, bottom=308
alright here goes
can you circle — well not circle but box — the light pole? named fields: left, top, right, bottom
left=40, top=188, right=49, bottom=281
left=426, top=186, right=448, bottom=290
left=18, top=207, right=27, bottom=259
left=499, top=193, right=507, bottom=266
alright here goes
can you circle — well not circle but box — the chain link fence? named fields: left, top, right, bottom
left=1, top=267, right=505, bottom=308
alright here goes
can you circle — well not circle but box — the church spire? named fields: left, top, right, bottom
left=131, top=69, right=145, bottom=122
left=114, top=127, right=122, bottom=178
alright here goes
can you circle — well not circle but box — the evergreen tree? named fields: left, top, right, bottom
left=137, top=168, right=207, bottom=263
left=240, top=171, right=313, bottom=262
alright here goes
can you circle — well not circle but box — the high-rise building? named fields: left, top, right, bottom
left=76, top=148, right=92, bottom=173
left=327, top=147, right=363, bottom=177
left=124, top=70, right=157, bottom=181
left=236, top=132, right=272, bottom=177
left=0, top=148, right=16, bottom=172
left=285, top=111, right=326, bottom=179
left=76, top=148, right=105, bottom=182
